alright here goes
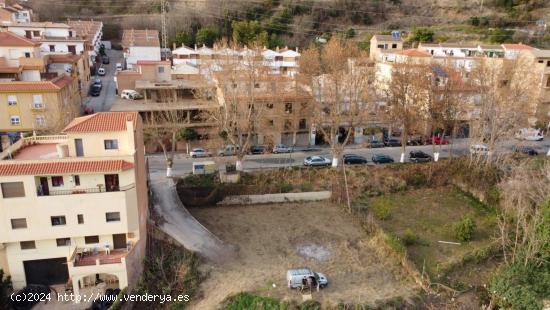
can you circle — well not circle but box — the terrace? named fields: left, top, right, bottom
left=0, top=135, right=67, bottom=160
left=72, top=248, right=130, bottom=267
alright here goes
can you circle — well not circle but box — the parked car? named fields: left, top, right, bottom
left=515, top=128, right=544, bottom=141
left=343, top=154, right=368, bottom=165
left=273, top=144, right=292, bottom=153
left=514, top=146, right=538, bottom=156
left=409, top=150, right=432, bottom=163
left=432, top=135, right=449, bottom=145
left=371, top=154, right=394, bottom=164
left=97, top=67, right=106, bottom=76
left=217, top=144, right=240, bottom=156
left=116, top=63, right=122, bottom=71
left=470, top=144, right=489, bottom=156
left=287, top=268, right=328, bottom=289
left=190, top=147, right=212, bottom=158
left=102, top=56, right=110, bottom=64
left=304, top=155, right=331, bottom=166
left=366, top=138, right=385, bottom=148
left=93, top=79, right=102, bottom=87
left=407, top=135, right=424, bottom=146
left=83, top=106, right=94, bottom=115
left=121, top=89, right=143, bottom=100
left=249, top=145, right=265, bottom=155
left=384, top=138, right=402, bottom=147
left=89, top=84, right=102, bottom=96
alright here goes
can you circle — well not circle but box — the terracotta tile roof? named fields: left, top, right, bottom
left=48, top=54, right=81, bottom=63
left=0, top=160, right=134, bottom=176
left=137, top=60, right=170, bottom=65
left=122, top=29, right=160, bottom=48
left=6, top=22, right=70, bottom=28
left=399, top=49, right=432, bottom=57
left=501, top=43, right=535, bottom=50
left=67, top=20, right=102, bottom=43
left=0, top=75, right=74, bottom=92
left=63, top=112, right=139, bottom=133
left=0, top=31, right=39, bottom=47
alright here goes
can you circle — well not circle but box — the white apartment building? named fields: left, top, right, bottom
left=0, top=112, right=148, bottom=298
left=121, top=29, right=161, bottom=70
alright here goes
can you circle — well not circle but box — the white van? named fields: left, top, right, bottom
left=121, top=89, right=143, bottom=100
left=116, top=63, right=122, bottom=71
left=470, top=144, right=489, bottom=156
left=217, top=144, right=240, bottom=156
left=287, top=268, right=328, bottom=289
left=515, top=128, right=544, bottom=141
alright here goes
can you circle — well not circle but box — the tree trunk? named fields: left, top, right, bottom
left=400, top=126, right=407, bottom=163
left=332, top=156, right=339, bottom=167
left=236, top=157, right=244, bottom=171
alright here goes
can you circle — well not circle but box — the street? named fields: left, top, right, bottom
left=147, top=138, right=550, bottom=176
left=81, top=48, right=123, bottom=113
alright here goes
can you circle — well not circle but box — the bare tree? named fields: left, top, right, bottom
left=469, top=55, right=539, bottom=162
left=300, top=38, right=372, bottom=167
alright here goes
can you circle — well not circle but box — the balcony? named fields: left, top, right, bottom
left=30, top=102, right=45, bottom=111
left=72, top=247, right=131, bottom=267
left=37, top=183, right=135, bottom=197
left=18, top=57, right=45, bottom=69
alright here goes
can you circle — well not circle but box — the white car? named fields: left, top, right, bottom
left=515, top=128, right=544, bottom=141
left=273, top=144, right=292, bottom=154
left=470, top=144, right=489, bottom=155
left=189, top=148, right=212, bottom=158
left=303, top=155, right=331, bottom=166
left=121, top=89, right=143, bottom=100
left=115, top=63, right=122, bottom=71
left=97, top=67, right=106, bottom=76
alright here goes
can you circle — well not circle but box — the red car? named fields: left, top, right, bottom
left=432, top=136, right=449, bottom=145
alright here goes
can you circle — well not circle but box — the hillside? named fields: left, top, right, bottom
left=25, top=0, right=550, bottom=47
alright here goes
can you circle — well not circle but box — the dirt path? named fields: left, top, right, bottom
left=189, top=202, right=416, bottom=309
left=150, top=177, right=235, bottom=262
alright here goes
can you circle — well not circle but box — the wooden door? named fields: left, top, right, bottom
left=112, top=234, right=127, bottom=249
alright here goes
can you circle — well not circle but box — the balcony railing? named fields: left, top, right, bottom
left=38, top=183, right=135, bottom=196
left=69, top=242, right=136, bottom=268
left=30, top=103, right=45, bottom=110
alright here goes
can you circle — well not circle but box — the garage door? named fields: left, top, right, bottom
left=281, top=133, right=293, bottom=146
left=23, top=258, right=69, bottom=286
left=295, top=133, right=309, bottom=146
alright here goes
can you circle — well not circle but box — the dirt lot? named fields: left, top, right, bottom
left=188, top=202, right=416, bottom=309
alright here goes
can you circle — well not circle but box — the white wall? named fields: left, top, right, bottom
left=125, top=46, right=161, bottom=69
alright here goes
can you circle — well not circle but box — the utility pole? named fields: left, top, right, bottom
left=160, top=0, right=168, bottom=50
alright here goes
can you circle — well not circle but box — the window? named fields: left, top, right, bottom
left=232, top=83, right=237, bottom=89
left=11, top=218, right=27, bottom=229
left=547, top=77, right=550, bottom=88
left=20, top=241, right=35, bottom=250
left=51, top=216, right=66, bottom=226
left=547, top=61, right=550, bottom=67
left=35, top=116, right=45, bottom=128
left=106, top=212, right=121, bottom=222
left=32, top=31, right=40, bottom=37
left=104, top=139, right=118, bottom=150
left=299, top=119, right=307, bottom=130
left=285, top=102, right=293, bottom=114
left=392, top=44, right=397, bottom=48
left=284, top=120, right=292, bottom=130
left=24, top=52, right=31, bottom=58
left=8, top=95, right=17, bottom=105
left=1, top=182, right=25, bottom=198
left=73, top=175, right=80, bottom=186
left=77, top=214, right=84, bottom=224
left=254, top=83, right=260, bottom=88
left=158, top=66, right=164, bottom=73
left=85, top=235, right=99, bottom=244
left=377, top=44, right=384, bottom=49
left=10, top=116, right=20, bottom=125
left=49, top=45, right=55, bottom=52
left=51, top=176, right=64, bottom=187
left=266, top=103, right=274, bottom=109
left=32, top=94, right=43, bottom=107
left=56, top=238, right=71, bottom=247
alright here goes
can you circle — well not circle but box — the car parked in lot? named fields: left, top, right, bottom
left=116, top=63, right=122, bottom=71
left=343, top=154, right=368, bottom=165
left=249, top=145, right=265, bottom=155
left=366, top=138, right=385, bottom=148
left=93, top=79, right=102, bottom=87
left=514, top=146, right=538, bottom=156
left=97, top=67, right=106, bottom=76
left=432, top=135, right=449, bottom=145
left=407, top=135, right=425, bottom=146
left=102, top=56, right=110, bottom=64
left=190, top=147, right=212, bottom=158
left=384, top=138, right=402, bottom=147
left=470, top=144, right=489, bottom=156
left=409, top=150, right=432, bottom=163
left=273, top=144, right=292, bottom=153
left=304, top=155, right=331, bottom=166
left=371, top=154, right=394, bottom=164
left=217, top=144, right=240, bottom=156
left=121, top=89, right=143, bottom=100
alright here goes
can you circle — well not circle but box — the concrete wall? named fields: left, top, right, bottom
left=217, top=191, right=331, bottom=205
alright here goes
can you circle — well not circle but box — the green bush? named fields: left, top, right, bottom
left=279, top=182, right=293, bottom=193
left=371, top=196, right=392, bottom=220
left=485, top=186, right=500, bottom=207
left=384, top=232, right=405, bottom=254
left=0, top=269, right=12, bottom=309
left=223, top=292, right=289, bottom=310
left=300, top=181, right=312, bottom=192
left=453, top=216, right=476, bottom=242
left=299, top=300, right=321, bottom=310
left=401, top=228, right=419, bottom=246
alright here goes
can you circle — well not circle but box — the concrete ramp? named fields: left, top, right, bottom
left=150, top=178, right=234, bottom=262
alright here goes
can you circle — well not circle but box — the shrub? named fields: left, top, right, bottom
left=371, top=196, right=392, bottom=220
left=300, top=181, right=313, bottom=192
left=485, top=186, right=500, bottom=207
left=453, top=216, right=476, bottom=242
left=279, top=182, right=293, bottom=193
left=384, top=232, right=405, bottom=254
left=0, top=269, right=12, bottom=309
left=401, top=228, right=419, bottom=246
left=223, top=292, right=288, bottom=310
left=300, top=300, right=321, bottom=310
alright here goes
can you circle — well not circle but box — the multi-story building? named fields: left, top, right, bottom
left=0, top=31, right=44, bottom=82
left=0, top=0, right=33, bottom=23
left=0, top=112, right=148, bottom=297
left=67, top=20, right=103, bottom=67
left=0, top=74, right=80, bottom=134
left=369, top=33, right=404, bottom=61
left=121, top=29, right=161, bottom=70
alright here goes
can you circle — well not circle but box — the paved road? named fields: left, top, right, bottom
left=146, top=138, right=550, bottom=176
left=82, top=49, right=123, bottom=113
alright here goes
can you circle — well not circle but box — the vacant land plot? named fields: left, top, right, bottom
left=188, top=202, right=416, bottom=309
left=367, top=186, right=498, bottom=281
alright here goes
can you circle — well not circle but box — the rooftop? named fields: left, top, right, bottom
left=62, top=111, right=138, bottom=133
left=372, top=34, right=403, bottom=42
left=0, top=159, right=134, bottom=176
left=0, top=74, right=73, bottom=92
left=398, top=49, right=431, bottom=57
left=0, top=30, right=39, bottom=47
left=12, top=143, right=58, bottom=160
left=4, top=21, right=70, bottom=28
left=135, top=78, right=210, bottom=90
left=121, top=29, right=160, bottom=48
left=67, top=20, right=102, bottom=42
left=110, top=98, right=218, bottom=112
left=502, top=43, right=536, bottom=50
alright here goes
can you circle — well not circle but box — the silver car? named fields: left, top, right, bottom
left=189, top=148, right=211, bottom=158
left=303, top=155, right=331, bottom=167
left=273, top=144, right=292, bottom=154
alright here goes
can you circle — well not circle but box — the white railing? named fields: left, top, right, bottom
left=0, top=135, right=68, bottom=160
